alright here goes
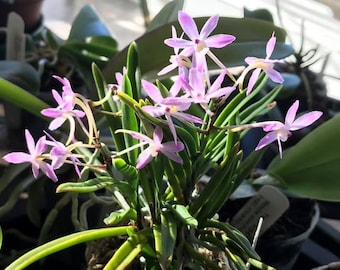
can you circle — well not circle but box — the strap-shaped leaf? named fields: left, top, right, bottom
left=104, top=208, right=137, bottom=226
left=92, top=63, right=125, bottom=151
left=56, top=177, right=118, bottom=193
left=126, top=42, right=142, bottom=100
left=190, top=143, right=241, bottom=219
left=121, top=74, right=139, bottom=164
left=60, top=38, right=118, bottom=67
left=202, top=219, right=260, bottom=261
left=167, top=203, right=198, bottom=228
left=153, top=210, right=177, bottom=269
left=0, top=78, right=48, bottom=117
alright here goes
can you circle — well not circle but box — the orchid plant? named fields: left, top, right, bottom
left=1, top=9, right=324, bottom=270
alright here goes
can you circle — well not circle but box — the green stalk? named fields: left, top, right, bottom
left=6, top=226, right=133, bottom=270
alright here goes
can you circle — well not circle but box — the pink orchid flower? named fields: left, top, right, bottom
left=141, top=79, right=204, bottom=142
left=2, top=129, right=58, bottom=182
left=165, top=11, right=235, bottom=54
left=158, top=26, right=191, bottom=77
left=164, top=11, right=235, bottom=70
left=41, top=76, right=85, bottom=130
left=236, top=33, right=284, bottom=95
left=252, top=100, right=322, bottom=158
left=120, top=126, right=185, bottom=169
left=180, top=68, right=235, bottom=114
left=44, top=132, right=82, bottom=178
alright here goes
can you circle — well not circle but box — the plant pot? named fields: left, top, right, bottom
left=219, top=196, right=320, bottom=270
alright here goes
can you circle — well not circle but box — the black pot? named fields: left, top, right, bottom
left=219, top=197, right=320, bottom=270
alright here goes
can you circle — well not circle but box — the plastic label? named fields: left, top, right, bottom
left=6, top=12, right=25, bottom=61
left=231, top=185, right=290, bottom=240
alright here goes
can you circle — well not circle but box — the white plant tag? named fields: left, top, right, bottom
left=231, top=185, right=289, bottom=240
left=6, top=12, right=25, bottom=61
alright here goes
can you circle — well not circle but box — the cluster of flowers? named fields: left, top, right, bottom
left=2, top=11, right=322, bottom=181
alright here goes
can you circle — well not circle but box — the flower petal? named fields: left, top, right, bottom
left=200, top=14, right=219, bottom=39
left=24, top=129, right=35, bottom=155
left=285, top=100, right=299, bottom=126
left=136, top=148, right=153, bottom=169
left=142, top=80, right=164, bottom=103
left=204, top=34, right=235, bottom=48
left=49, top=117, right=66, bottom=131
left=255, top=131, right=278, bottom=151
left=178, top=11, right=199, bottom=41
left=265, top=68, right=284, bottom=84
left=40, top=162, right=58, bottom=182
left=290, top=111, right=323, bottom=131
left=245, top=57, right=257, bottom=65
left=164, top=38, right=193, bottom=49
left=153, top=126, right=164, bottom=145
left=266, top=33, right=276, bottom=58
left=162, top=141, right=185, bottom=152
left=172, top=112, right=204, bottom=124
left=3, top=152, right=31, bottom=163
left=247, top=68, right=261, bottom=95
left=142, top=106, right=165, bottom=117
left=41, top=108, right=63, bottom=118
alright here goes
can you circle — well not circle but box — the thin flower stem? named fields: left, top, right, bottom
left=91, top=88, right=113, bottom=107
left=207, top=50, right=236, bottom=82
left=111, top=141, right=148, bottom=158
left=74, top=95, right=98, bottom=145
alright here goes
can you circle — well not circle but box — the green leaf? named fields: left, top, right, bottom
left=61, top=38, right=118, bottom=67
left=264, top=116, right=340, bottom=201
left=126, top=42, right=142, bottom=100
left=153, top=210, right=177, bottom=269
left=121, top=75, right=139, bottom=165
left=113, top=158, right=138, bottom=181
left=5, top=226, right=133, bottom=270
left=92, top=63, right=125, bottom=151
left=104, top=208, right=137, bottom=226
left=146, top=0, right=185, bottom=32
left=56, top=178, right=115, bottom=193
left=167, top=203, right=198, bottom=227
left=239, top=85, right=282, bottom=124
left=233, top=149, right=265, bottom=193
left=67, top=4, right=112, bottom=41
left=190, top=143, right=241, bottom=220
left=0, top=78, right=48, bottom=117
left=103, top=17, right=293, bottom=81
left=202, top=220, right=260, bottom=261
left=0, top=60, right=40, bottom=94
left=112, top=158, right=139, bottom=206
